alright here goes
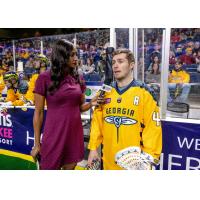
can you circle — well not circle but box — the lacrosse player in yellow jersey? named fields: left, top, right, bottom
left=25, top=54, right=48, bottom=104
left=87, top=49, right=162, bottom=170
left=2, top=71, right=30, bottom=106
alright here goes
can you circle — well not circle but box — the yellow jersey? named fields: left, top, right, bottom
left=168, top=69, right=190, bottom=84
left=88, top=80, right=162, bottom=170
left=6, top=88, right=29, bottom=106
left=25, top=73, right=39, bottom=103
left=0, top=75, right=5, bottom=96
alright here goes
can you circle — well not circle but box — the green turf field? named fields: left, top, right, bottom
left=0, top=154, right=37, bottom=170
left=0, top=154, right=85, bottom=170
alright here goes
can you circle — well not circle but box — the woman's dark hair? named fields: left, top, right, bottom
left=151, top=63, right=160, bottom=75
left=87, top=58, right=93, bottom=66
left=48, top=39, right=81, bottom=94
left=152, top=55, right=160, bottom=64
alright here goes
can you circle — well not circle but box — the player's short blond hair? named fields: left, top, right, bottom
left=113, top=49, right=135, bottom=64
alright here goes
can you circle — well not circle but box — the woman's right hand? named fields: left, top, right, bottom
left=87, top=150, right=100, bottom=166
left=30, top=145, right=41, bottom=161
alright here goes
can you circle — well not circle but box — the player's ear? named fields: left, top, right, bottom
left=130, top=62, right=134, bottom=69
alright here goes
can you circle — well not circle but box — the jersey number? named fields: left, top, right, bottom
left=152, top=112, right=160, bottom=126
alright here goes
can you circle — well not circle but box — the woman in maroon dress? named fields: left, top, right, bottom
left=31, top=40, right=97, bottom=170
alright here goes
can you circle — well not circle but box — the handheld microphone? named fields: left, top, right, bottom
left=99, top=84, right=112, bottom=98
left=95, top=84, right=112, bottom=108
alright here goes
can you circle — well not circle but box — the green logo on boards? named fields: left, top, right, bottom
left=85, top=88, right=92, bottom=96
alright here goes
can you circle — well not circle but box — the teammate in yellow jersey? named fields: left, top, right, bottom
left=0, top=63, right=9, bottom=100
left=25, top=54, right=48, bottom=104
left=2, top=71, right=29, bottom=107
left=87, top=49, right=162, bottom=170
left=168, top=60, right=191, bottom=103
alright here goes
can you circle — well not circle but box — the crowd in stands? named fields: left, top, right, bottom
left=0, top=29, right=110, bottom=78
left=0, top=29, right=110, bottom=107
left=142, top=28, right=200, bottom=103
left=0, top=28, right=199, bottom=107
left=143, top=28, right=200, bottom=85
left=116, top=28, right=129, bottom=49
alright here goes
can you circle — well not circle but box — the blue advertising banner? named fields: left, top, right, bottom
left=0, top=108, right=45, bottom=156
left=0, top=108, right=200, bottom=170
left=157, top=121, right=200, bottom=170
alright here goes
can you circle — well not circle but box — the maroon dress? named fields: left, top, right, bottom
left=34, top=70, right=86, bottom=169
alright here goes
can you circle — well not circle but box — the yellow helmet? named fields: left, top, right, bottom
left=36, top=54, right=48, bottom=65
left=3, top=71, right=18, bottom=82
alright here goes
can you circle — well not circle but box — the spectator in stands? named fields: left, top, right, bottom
left=82, top=49, right=89, bottom=65
left=77, top=59, right=84, bottom=76
left=25, top=55, right=34, bottom=68
left=186, top=40, right=194, bottom=49
left=21, top=49, right=29, bottom=60
left=179, top=47, right=195, bottom=65
left=171, top=31, right=181, bottom=43
left=180, top=31, right=187, bottom=41
left=193, top=28, right=200, bottom=41
left=116, top=29, right=129, bottom=49
left=147, top=55, right=161, bottom=71
left=145, top=42, right=161, bottom=69
left=168, top=60, right=191, bottom=103
left=193, top=41, right=200, bottom=56
left=2, top=57, right=9, bottom=69
left=96, top=59, right=106, bottom=81
left=92, top=48, right=102, bottom=73
left=169, top=49, right=176, bottom=65
left=30, top=39, right=98, bottom=170
left=145, top=61, right=161, bottom=83
left=175, top=44, right=183, bottom=57
left=194, top=49, right=200, bottom=64
left=82, top=58, right=97, bottom=81
left=82, top=58, right=95, bottom=75
left=150, top=43, right=161, bottom=60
